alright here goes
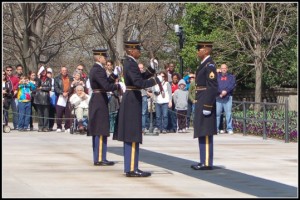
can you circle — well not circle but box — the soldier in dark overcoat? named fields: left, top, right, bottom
left=115, top=41, right=161, bottom=177
left=88, top=49, right=120, bottom=166
left=191, top=42, right=218, bottom=170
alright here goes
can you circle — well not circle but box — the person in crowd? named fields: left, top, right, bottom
left=2, top=70, right=14, bottom=127
left=14, top=64, right=24, bottom=126
left=191, top=41, right=218, bottom=170
left=115, top=40, right=162, bottom=177
left=28, top=71, right=38, bottom=131
left=106, top=61, right=122, bottom=134
left=105, top=60, right=114, bottom=76
left=17, top=75, right=36, bottom=131
left=15, top=64, right=23, bottom=79
left=152, top=71, right=172, bottom=134
left=186, top=73, right=196, bottom=129
left=5, top=65, right=19, bottom=130
left=47, top=67, right=56, bottom=131
left=173, top=79, right=189, bottom=133
left=167, top=72, right=180, bottom=133
left=216, top=63, right=236, bottom=134
left=88, top=48, right=121, bottom=166
left=54, top=66, right=74, bottom=133
left=138, top=63, right=150, bottom=134
left=34, top=66, right=52, bottom=132
left=69, top=85, right=90, bottom=131
left=167, top=62, right=176, bottom=84
left=76, top=64, right=88, bottom=82
left=164, top=63, right=171, bottom=83
left=183, top=71, right=194, bottom=91
left=188, top=74, right=196, bottom=128
left=70, top=70, right=86, bottom=94
left=85, top=78, right=93, bottom=95
left=108, top=87, right=120, bottom=134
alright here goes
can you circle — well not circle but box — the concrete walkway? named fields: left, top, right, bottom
left=2, top=125, right=298, bottom=198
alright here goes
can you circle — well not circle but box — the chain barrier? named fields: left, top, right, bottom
left=3, top=101, right=243, bottom=121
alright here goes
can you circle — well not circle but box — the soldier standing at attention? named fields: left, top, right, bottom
left=191, top=42, right=218, bottom=170
left=115, top=41, right=162, bottom=177
left=88, top=49, right=120, bottom=166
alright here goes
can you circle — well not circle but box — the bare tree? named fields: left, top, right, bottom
left=83, top=3, right=179, bottom=67
left=221, top=3, right=297, bottom=111
left=3, top=3, right=86, bottom=73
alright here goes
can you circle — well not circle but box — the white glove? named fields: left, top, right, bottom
left=157, top=75, right=163, bottom=82
left=119, top=82, right=126, bottom=93
left=116, top=66, right=122, bottom=74
left=150, top=59, right=158, bottom=69
left=113, top=67, right=119, bottom=76
left=203, top=110, right=211, bottom=115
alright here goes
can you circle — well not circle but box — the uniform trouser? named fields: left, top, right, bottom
left=198, top=135, right=213, bottom=166
left=124, top=142, right=140, bottom=173
left=92, top=135, right=108, bottom=163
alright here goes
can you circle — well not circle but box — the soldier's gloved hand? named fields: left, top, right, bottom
left=157, top=75, right=163, bottom=82
left=118, top=82, right=126, bottom=93
left=203, top=110, right=211, bottom=115
left=113, top=67, right=119, bottom=76
left=150, top=58, right=158, bottom=69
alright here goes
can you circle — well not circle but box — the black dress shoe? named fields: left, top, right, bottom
left=191, top=163, right=213, bottom=170
left=94, top=160, right=115, bottom=166
left=191, top=163, right=203, bottom=170
left=126, top=169, right=151, bottom=177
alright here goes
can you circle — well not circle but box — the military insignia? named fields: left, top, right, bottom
left=209, top=71, right=215, bottom=79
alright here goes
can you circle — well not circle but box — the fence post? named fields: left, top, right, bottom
left=263, top=99, right=267, bottom=140
left=284, top=98, right=289, bottom=143
left=243, top=98, right=246, bottom=136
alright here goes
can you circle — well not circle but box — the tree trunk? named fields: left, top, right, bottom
left=115, top=3, right=128, bottom=66
left=254, top=56, right=262, bottom=112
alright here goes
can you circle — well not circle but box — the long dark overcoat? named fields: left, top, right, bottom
left=193, top=56, right=218, bottom=138
left=116, top=56, right=158, bottom=144
left=87, top=63, right=118, bottom=136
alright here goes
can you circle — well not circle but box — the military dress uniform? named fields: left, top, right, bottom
left=87, top=49, right=119, bottom=166
left=191, top=42, right=218, bottom=170
left=115, top=41, right=160, bottom=177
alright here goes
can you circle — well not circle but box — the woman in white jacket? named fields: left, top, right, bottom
left=152, top=71, right=172, bottom=134
left=69, top=85, right=90, bottom=130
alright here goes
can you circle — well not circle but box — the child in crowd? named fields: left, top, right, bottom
left=173, top=79, right=189, bottom=133
left=17, top=75, right=36, bottom=131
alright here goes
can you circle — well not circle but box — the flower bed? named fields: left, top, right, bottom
left=233, top=111, right=298, bottom=142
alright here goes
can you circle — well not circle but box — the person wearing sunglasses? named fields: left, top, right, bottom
left=4, top=65, right=19, bottom=130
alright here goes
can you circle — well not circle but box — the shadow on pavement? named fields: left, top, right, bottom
left=109, top=147, right=297, bottom=198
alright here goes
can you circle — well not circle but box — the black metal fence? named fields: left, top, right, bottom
left=232, top=98, right=291, bottom=143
